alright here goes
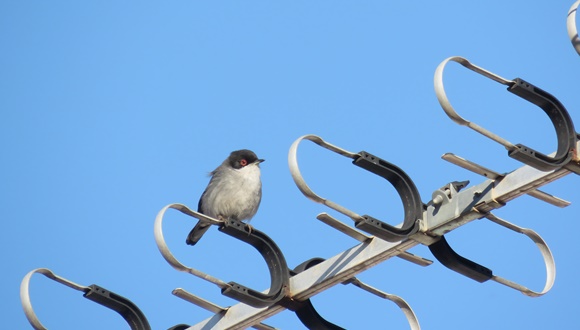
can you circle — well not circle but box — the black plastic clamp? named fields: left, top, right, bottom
left=506, top=78, right=576, bottom=171
left=20, top=268, right=151, bottom=330
left=154, top=203, right=289, bottom=308
left=218, top=218, right=290, bottom=307
left=288, top=135, right=423, bottom=242
left=353, top=151, right=423, bottom=241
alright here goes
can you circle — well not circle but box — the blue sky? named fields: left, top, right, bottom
left=2, top=1, right=579, bottom=329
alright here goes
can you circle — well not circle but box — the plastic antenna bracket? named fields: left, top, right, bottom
left=568, top=0, right=580, bottom=56
left=154, top=203, right=290, bottom=308
left=218, top=218, right=290, bottom=307
left=20, top=268, right=151, bottom=330
left=288, top=134, right=423, bottom=242
left=291, top=258, right=421, bottom=330
left=427, top=213, right=555, bottom=297
left=434, top=56, right=577, bottom=172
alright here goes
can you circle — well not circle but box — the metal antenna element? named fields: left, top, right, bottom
left=347, top=278, right=420, bottom=330
left=434, top=56, right=579, bottom=172
left=288, top=134, right=423, bottom=242
left=292, top=257, right=421, bottom=330
left=434, top=56, right=516, bottom=149
left=568, top=0, right=580, bottom=55
left=441, top=153, right=570, bottom=208
left=428, top=212, right=556, bottom=297
left=154, top=203, right=230, bottom=288
left=20, top=268, right=150, bottom=330
left=155, top=203, right=290, bottom=308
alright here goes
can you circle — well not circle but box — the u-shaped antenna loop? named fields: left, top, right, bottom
left=569, top=1, right=580, bottom=56
left=20, top=268, right=151, bottom=330
left=154, top=203, right=290, bottom=308
left=291, top=258, right=420, bottom=330
left=288, top=134, right=423, bottom=242
left=427, top=213, right=555, bottom=297
left=434, top=56, right=577, bottom=172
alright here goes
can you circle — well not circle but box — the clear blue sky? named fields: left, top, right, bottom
left=2, top=1, right=579, bottom=329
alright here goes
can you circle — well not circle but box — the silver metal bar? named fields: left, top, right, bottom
left=441, top=153, right=501, bottom=179
left=396, top=251, right=433, bottom=267
left=492, top=165, right=571, bottom=206
left=347, top=278, right=421, bottom=330
left=442, top=153, right=570, bottom=207
left=316, top=212, right=371, bottom=242
left=173, top=288, right=228, bottom=314
left=250, top=322, right=279, bottom=330
left=568, top=0, right=580, bottom=56
left=526, top=190, right=571, bottom=208
left=172, top=289, right=278, bottom=330
left=316, top=212, right=432, bottom=266
left=288, top=134, right=364, bottom=221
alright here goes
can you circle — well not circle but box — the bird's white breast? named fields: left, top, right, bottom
left=201, top=164, right=262, bottom=221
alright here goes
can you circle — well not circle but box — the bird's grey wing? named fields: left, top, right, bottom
left=185, top=219, right=211, bottom=246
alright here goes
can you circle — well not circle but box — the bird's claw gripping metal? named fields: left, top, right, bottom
left=568, top=1, right=580, bottom=56
left=434, top=56, right=579, bottom=173
left=154, top=203, right=290, bottom=308
left=428, top=213, right=555, bottom=297
left=291, top=258, right=421, bottom=330
left=20, top=268, right=150, bottom=330
left=288, top=134, right=423, bottom=242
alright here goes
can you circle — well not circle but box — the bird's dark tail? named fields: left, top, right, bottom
left=185, top=221, right=211, bottom=246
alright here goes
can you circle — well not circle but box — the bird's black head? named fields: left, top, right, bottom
left=228, top=149, right=265, bottom=169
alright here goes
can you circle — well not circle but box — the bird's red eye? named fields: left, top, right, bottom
left=240, top=159, right=248, bottom=166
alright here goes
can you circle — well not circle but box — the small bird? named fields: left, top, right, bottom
left=186, top=149, right=264, bottom=246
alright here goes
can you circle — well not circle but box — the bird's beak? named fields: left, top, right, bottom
left=254, top=159, right=265, bottom=165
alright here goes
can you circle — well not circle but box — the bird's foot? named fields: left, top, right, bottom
left=245, top=223, right=253, bottom=236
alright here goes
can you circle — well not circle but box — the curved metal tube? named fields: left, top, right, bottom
left=434, top=56, right=515, bottom=149
left=434, top=56, right=576, bottom=171
left=21, top=268, right=89, bottom=330
left=348, top=278, right=420, bottom=330
left=288, top=134, right=362, bottom=221
left=568, top=0, right=580, bottom=56
left=20, top=268, right=151, bottom=330
left=154, top=203, right=229, bottom=288
left=292, top=258, right=420, bottom=330
left=428, top=213, right=555, bottom=297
